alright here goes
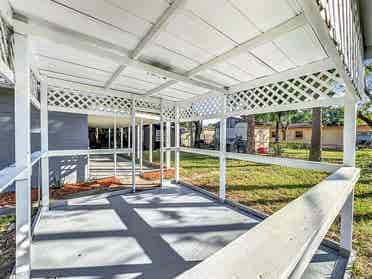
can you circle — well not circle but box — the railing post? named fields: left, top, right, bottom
left=128, top=125, right=131, bottom=148
left=14, top=31, right=32, bottom=278
left=341, top=96, right=357, bottom=252
left=149, top=123, right=153, bottom=163
left=166, top=121, right=171, bottom=169
left=40, top=76, right=49, bottom=211
left=120, top=127, right=123, bottom=149
left=114, top=114, right=117, bottom=177
left=140, top=118, right=143, bottom=171
left=131, top=99, right=136, bottom=192
left=137, top=124, right=140, bottom=159
left=108, top=128, right=111, bottom=148
left=175, top=104, right=180, bottom=183
left=160, top=101, right=164, bottom=187
left=219, top=95, right=226, bottom=201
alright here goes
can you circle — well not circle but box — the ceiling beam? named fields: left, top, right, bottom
left=13, top=14, right=227, bottom=95
left=104, top=0, right=185, bottom=89
left=146, top=14, right=307, bottom=96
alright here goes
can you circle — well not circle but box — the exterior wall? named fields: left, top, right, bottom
left=0, top=88, right=89, bottom=191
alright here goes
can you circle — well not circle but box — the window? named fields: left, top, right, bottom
left=295, top=130, right=303, bottom=139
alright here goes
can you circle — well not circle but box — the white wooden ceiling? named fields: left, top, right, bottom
left=11, top=0, right=329, bottom=102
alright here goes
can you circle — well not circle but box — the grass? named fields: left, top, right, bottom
left=145, top=148, right=372, bottom=278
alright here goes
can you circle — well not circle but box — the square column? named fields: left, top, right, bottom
left=341, top=96, right=357, bottom=252
left=114, top=115, right=117, bottom=177
left=128, top=126, right=131, bottom=148
left=14, top=32, right=32, bottom=278
left=120, top=128, right=123, bottom=149
left=219, top=96, right=226, bottom=201
left=140, top=119, right=143, bottom=171
left=160, top=103, right=164, bottom=187
left=166, top=121, right=171, bottom=169
left=131, top=100, right=136, bottom=192
left=40, top=76, right=49, bottom=211
left=175, top=105, right=180, bottom=183
left=137, top=125, right=140, bottom=159
left=149, top=124, right=153, bottom=163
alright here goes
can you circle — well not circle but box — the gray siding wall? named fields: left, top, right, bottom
left=0, top=88, right=89, bottom=191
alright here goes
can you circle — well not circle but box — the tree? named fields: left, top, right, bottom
left=242, top=115, right=255, bottom=153
left=194, top=121, right=202, bottom=148
left=357, top=101, right=372, bottom=127
left=309, top=107, right=322, bottom=161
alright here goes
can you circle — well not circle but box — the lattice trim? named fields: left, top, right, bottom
left=178, top=95, right=223, bottom=121
left=162, top=104, right=176, bottom=121
left=30, top=71, right=40, bottom=102
left=226, top=69, right=344, bottom=114
left=48, top=86, right=132, bottom=114
left=135, top=98, right=160, bottom=113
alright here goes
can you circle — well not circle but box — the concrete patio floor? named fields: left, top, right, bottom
left=30, top=184, right=348, bottom=279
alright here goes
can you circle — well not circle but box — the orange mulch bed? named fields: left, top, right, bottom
left=0, top=177, right=125, bottom=207
left=141, top=169, right=175, bottom=180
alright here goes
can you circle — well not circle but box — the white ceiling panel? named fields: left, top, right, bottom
left=274, top=25, right=327, bottom=66
left=141, top=44, right=199, bottom=72
left=229, top=0, right=296, bottom=31
left=113, top=75, right=160, bottom=91
left=105, top=0, right=170, bottom=23
left=184, top=0, right=260, bottom=44
left=41, top=71, right=105, bottom=87
left=196, top=69, right=239, bottom=86
left=226, top=53, right=274, bottom=79
left=154, top=31, right=214, bottom=64
left=32, top=38, right=120, bottom=73
left=165, top=10, right=236, bottom=56
left=37, top=56, right=112, bottom=82
left=11, top=0, right=139, bottom=51
left=122, top=67, right=170, bottom=85
left=51, top=0, right=152, bottom=38
left=171, top=82, right=210, bottom=95
left=212, top=62, right=254, bottom=82
left=250, top=42, right=295, bottom=72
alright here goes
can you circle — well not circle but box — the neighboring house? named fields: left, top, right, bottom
left=0, top=87, right=89, bottom=191
left=273, top=123, right=372, bottom=149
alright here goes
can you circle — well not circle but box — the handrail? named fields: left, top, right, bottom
left=176, top=167, right=360, bottom=279
left=47, top=148, right=131, bottom=157
left=179, top=147, right=220, bottom=157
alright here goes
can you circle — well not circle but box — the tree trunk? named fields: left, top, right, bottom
left=243, top=115, right=255, bottom=153
left=309, top=107, right=322, bottom=161
left=194, top=121, right=202, bottom=148
left=275, top=112, right=282, bottom=143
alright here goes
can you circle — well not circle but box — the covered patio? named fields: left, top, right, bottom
left=0, top=0, right=367, bottom=278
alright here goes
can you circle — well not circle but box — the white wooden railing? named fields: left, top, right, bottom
left=316, top=0, right=365, bottom=97
left=176, top=167, right=360, bottom=279
left=0, top=149, right=131, bottom=193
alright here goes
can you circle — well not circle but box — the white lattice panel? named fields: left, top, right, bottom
left=226, top=69, right=344, bottom=114
left=162, top=104, right=176, bottom=121
left=48, top=85, right=132, bottom=115
left=135, top=98, right=161, bottom=113
left=179, top=95, right=223, bottom=121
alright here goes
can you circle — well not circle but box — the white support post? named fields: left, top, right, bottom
left=40, top=76, right=49, bottom=211
left=14, top=32, right=32, bottom=278
left=149, top=123, right=153, bottom=163
left=341, top=96, right=357, bottom=252
left=108, top=128, right=111, bottom=148
left=175, top=105, right=180, bottom=183
left=137, top=124, right=140, bottom=159
left=131, top=100, right=136, bottom=192
left=128, top=126, right=131, bottom=148
left=114, top=114, right=117, bottom=177
left=120, top=128, right=123, bottom=149
left=140, top=118, right=143, bottom=171
left=219, top=96, right=227, bottom=201
left=166, top=121, right=171, bottom=169
left=160, top=102, right=164, bottom=187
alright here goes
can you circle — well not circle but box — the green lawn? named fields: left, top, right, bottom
left=145, top=148, right=372, bottom=278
